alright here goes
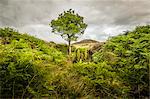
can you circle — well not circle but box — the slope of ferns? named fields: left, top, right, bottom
left=92, top=25, right=149, bottom=98
left=0, top=25, right=149, bottom=98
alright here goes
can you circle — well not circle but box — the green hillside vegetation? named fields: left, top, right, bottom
left=0, top=25, right=149, bottom=98
left=0, top=27, right=67, bottom=98
left=92, top=25, right=150, bottom=98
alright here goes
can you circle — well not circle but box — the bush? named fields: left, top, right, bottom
left=0, top=27, right=67, bottom=98
left=92, top=25, right=150, bottom=98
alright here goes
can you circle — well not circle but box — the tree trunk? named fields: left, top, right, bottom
left=68, top=40, right=71, bottom=55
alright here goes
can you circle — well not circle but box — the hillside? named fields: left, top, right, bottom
left=0, top=27, right=67, bottom=98
left=0, top=25, right=149, bottom=98
left=92, top=25, right=149, bottom=97
left=73, top=39, right=99, bottom=44
left=72, top=39, right=104, bottom=50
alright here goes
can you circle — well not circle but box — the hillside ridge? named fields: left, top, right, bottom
left=73, top=39, right=99, bottom=44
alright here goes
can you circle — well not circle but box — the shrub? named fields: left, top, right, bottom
left=92, top=25, right=150, bottom=98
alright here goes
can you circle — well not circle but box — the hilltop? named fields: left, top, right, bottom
left=72, top=39, right=104, bottom=50
left=73, top=39, right=99, bottom=44
left=72, top=39, right=105, bottom=54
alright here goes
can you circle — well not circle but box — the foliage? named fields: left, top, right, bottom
left=92, top=25, right=150, bottom=98
left=49, top=62, right=129, bottom=98
left=72, top=48, right=89, bottom=62
left=0, top=27, right=66, bottom=98
left=0, top=25, right=149, bottom=98
left=50, top=9, right=87, bottom=55
left=72, top=62, right=129, bottom=98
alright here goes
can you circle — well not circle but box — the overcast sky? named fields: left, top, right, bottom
left=0, top=0, right=150, bottom=43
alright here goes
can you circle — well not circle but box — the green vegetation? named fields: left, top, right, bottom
left=50, top=9, right=87, bottom=55
left=0, top=27, right=66, bottom=98
left=0, top=25, right=149, bottom=98
left=92, top=25, right=150, bottom=98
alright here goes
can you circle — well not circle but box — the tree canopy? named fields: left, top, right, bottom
left=50, top=9, right=87, bottom=55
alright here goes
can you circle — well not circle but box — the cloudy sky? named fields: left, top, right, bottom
left=0, top=0, right=150, bottom=43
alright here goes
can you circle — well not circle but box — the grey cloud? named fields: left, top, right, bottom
left=20, top=24, right=66, bottom=43
left=0, top=0, right=8, bottom=5
left=0, top=0, right=150, bottom=43
left=0, top=0, right=54, bottom=26
left=85, top=0, right=150, bottom=25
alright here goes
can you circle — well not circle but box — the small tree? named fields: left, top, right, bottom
left=50, top=9, right=87, bottom=55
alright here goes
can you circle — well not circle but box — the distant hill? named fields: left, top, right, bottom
left=73, top=39, right=99, bottom=44
left=72, top=39, right=105, bottom=52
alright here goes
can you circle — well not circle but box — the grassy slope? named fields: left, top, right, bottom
left=92, top=25, right=150, bottom=98
left=0, top=25, right=149, bottom=98
left=0, top=27, right=68, bottom=98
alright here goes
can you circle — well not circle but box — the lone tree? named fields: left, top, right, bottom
left=50, top=9, right=87, bottom=55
